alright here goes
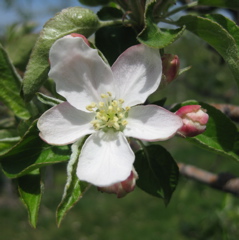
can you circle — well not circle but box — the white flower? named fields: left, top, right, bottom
left=37, top=36, right=183, bottom=187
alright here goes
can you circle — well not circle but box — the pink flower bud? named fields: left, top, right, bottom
left=161, top=54, right=180, bottom=85
left=63, top=33, right=90, bottom=46
left=98, top=168, right=138, bottom=198
left=175, top=105, right=209, bottom=137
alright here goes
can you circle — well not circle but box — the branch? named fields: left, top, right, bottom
left=178, top=162, right=239, bottom=197
left=210, top=103, right=239, bottom=123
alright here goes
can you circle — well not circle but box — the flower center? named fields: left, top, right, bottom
left=86, top=92, right=130, bottom=131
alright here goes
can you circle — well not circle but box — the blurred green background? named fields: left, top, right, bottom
left=1, top=1, right=239, bottom=240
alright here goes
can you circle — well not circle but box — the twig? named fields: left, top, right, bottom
left=178, top=162, right=239, bottom=197
left=210, top=103, right=239, bottom=123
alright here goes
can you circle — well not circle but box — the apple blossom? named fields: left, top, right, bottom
left=175, top=105, right=209, bottom=137
left=37, top=36, right=183, bottom=188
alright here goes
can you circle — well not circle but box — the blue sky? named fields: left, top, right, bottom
left=0, top=0, right=99, bottom=34
left=0, top=0, right=233, bottom=35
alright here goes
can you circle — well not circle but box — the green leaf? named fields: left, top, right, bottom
left=18, top=169, right=43, bottom=228
left=22, top=7, right=100, bottom=101
left=0, top=120, right=70, bottom=178
left=0, top=129, right=20, bottom=155
left=95, top=26, right=138, bottom=65
left=6, top=34, right=38, bottom=71
left=176, top=14, right=239, bottom=87
left=57, top=139, right=89, bottom=226
left=36, top=92, right=63, bottom=107
left=0, top=43, right=31, bottom=119
left=135, top=144, right=179, bottom=205
left=204, top=14, right=239, bottom=52
left=172, top=100, right=239, bottom=162
left=198, top=0, right=239, bottom=9
left=137, top=0, right=185, bottom=48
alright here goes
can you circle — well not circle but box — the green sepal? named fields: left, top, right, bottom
left=57, top=139, right=90, bottom=226
left=17, top=169, right=43, bottom=228
left=22, top=7, right=100, bottom=101
left=172, top=100, right=239, bottom=162
left=135, top=144, right=179, bottom=205
left=0, top=120, right=70, bottom=178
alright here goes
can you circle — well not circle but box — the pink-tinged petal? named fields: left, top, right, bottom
left=112, top=44, right=162, bottom=107
left=98, top=167, right=138, bottom=198
left=49, top=37, right=115, bottom=112
left=76, top=130, right=134, bottom=187
left=175, top=105, right=209, bottom=137
left=124, top=105, right=183, bottom=141
left=37, top=102, right=95, bottom=145
left=63, top=33, right=90, bottom=46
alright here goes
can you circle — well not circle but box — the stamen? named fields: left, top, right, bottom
left=86, top=102, right=96, bottom=111
left=89, top=92, right=129, bottom=131
left=101, top=93, right=107, bottom=98
left=122, top=120, right=128, bottom=126
left=99, top=102, right=104, bottom=107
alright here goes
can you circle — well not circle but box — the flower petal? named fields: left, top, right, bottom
left=76, top=130, right=134, bottom=187
left=112, top=44, right=162, bottom=107
left=49, top=37, right=115, bottom=111
left=37, top=102, right=95, bottom=145
left=124, top=105, right=183, bottom=141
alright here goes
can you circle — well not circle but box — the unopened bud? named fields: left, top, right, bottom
left=63, top=33, right=90, bottom=46
left=161, top=54, right=180, bottom=86
left=175, top=105, right=209, bottom=137
left=98, top=168, right=138, bottom=198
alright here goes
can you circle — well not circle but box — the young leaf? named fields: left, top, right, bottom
left=172, top=100, right=239, bottom=162
left=176, top=14, right=239, bottom=87
left=57, top=139, right=89, bottom=226
left=22, top=7, right=100, bottom=101
left=0, top=43, right=31, bottom=119
left=17, top=169, right=43, bottom=228
left=135, top=144, right=179, bottom=205
left=0, top=120, right=70, bottom=178
left=198, top=0, right=239, bottom=9
left=137, top=0, right=185, bottom=48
